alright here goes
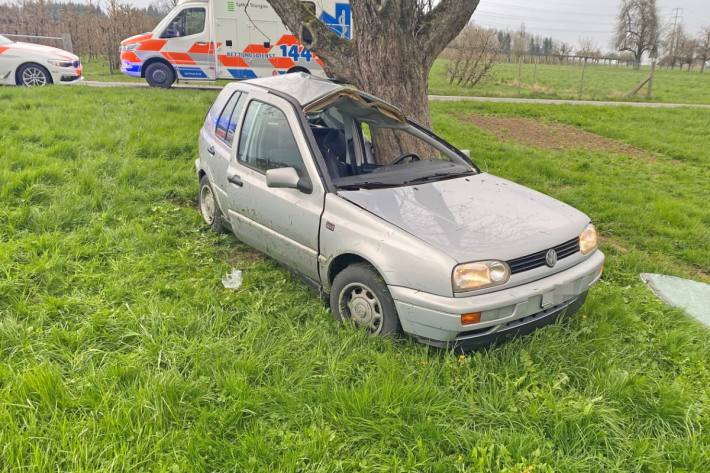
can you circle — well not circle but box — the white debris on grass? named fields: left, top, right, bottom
left=221, top=269, right=243, bottom=290
left=640, top=273, right=710, bottom=327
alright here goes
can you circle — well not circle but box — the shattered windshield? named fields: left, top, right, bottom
left=306, top=95, right=476, bottom=190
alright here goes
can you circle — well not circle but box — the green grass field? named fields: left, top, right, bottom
left=83, top=57, right=710, bottom=104
left=429, top=60, right=710, bottom=104
left=1, top=86, right=709, bottom=472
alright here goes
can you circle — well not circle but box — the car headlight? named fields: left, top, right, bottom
left=453, top=260, right=510, bottom=292
left=579, top=223, right=598, bottom=255
left=121, top=43, right=138, bottom=52
left=48, top=59, right=74, bottom=67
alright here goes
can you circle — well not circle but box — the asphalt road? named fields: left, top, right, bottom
left=80, top=80, right=710, bottom=109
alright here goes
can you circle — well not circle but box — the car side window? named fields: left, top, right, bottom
left=161, top=8, right=206, bottom=38
left=215, top=92, right=245, bottom=145
left=237, top=101, right=307, bottom=176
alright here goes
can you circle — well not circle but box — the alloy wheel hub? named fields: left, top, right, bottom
left=340, top=283, right=383, bottom=334
left=23, top=67, right=47, bottom=86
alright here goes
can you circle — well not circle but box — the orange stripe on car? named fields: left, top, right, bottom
left=162, top=52, right=196, bottom=65
left=218, top=55, right=249, bottom=67
left=269, top=57, right=295, bottom=69
left=0, top=47, right=8, bottom=54
left=243, top=43, right=270, bottom=54
left=188, top=42, right=221, bottom=54
left=276, top=34, right=299, bottom=46
left=122, top=33, right=152, bottom=46
left=137, top=39, right=167, bottom=51
left=121, top=51, right=142, bottom=63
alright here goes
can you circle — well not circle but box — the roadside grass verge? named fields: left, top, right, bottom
left=1, top=87, right=709, bottom=472
left=429, top=59, right=710, bottom=104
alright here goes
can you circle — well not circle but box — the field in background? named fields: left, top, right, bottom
left=82, top=57, right=710, bottom=104
left=1, top=86, right=709, bottom=471
left=84, top=60, right=710, bottom=104
left=429, top=59, right=710, bottom=104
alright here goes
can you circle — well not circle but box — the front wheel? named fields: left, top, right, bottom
left=329, top=263, right=401, bottom=336
left=145, top=62, right=175, bottom=88
left=17, top=63, right=52, bottom=87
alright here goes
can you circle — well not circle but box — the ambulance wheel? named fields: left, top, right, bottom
left=145, top=62, right=175, bottom=88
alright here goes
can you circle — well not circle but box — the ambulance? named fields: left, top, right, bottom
left=119, top=0, right=351, bottom=87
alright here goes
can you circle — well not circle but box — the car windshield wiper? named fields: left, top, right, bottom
left=403, top=170, right=476, bottom=185
left=336, top=181, right=400, bottom=190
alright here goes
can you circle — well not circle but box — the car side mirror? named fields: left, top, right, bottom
left=265, top=167, right=312, bottom=193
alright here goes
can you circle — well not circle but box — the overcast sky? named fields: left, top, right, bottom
left=471, top=0, right=709, bottom=50
left=5, top=0, right=708, bottom=50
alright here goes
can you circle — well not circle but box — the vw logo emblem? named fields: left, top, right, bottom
left=545, top=249, right=558, bottom=267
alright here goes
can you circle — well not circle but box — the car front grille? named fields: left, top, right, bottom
left=507, top=237, right=580, bottom=274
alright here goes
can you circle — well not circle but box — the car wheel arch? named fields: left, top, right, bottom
left=286, top=66, right=310, bottom=75
left=326, top=252, right=390, bottom=292
left=15, top=62, right=53, bottom=85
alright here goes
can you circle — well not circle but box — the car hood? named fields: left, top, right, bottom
left=10, top=42, right=77, bottom=60
left=338, top=173, right=590, bottom=263
left=121, top=32, right=152, bottom=46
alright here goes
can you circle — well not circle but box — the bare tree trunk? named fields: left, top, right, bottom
left=265, top=0, right=481, bottom=126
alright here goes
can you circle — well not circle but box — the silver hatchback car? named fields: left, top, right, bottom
left=196, top=73, right=604, bottom=349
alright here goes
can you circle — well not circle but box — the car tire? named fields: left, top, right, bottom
left=199, top=175, right=228, bottom=233
left=16, top=63, right=52, bottom=87
left=145, top=62, right=175, bottom=88
left=329, top=263, right=401, bottom=337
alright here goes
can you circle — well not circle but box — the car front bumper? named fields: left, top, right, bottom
left=50, top=65, right=83, bottom=84
left=390, top=250, right=604, bottom=349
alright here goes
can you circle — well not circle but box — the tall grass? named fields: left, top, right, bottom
left=0, top=87, right=708, bottom=472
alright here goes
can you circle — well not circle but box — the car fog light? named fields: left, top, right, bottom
left=579, top=223, right=598, bottom=255
left=453, top=261, right=510, bottom=292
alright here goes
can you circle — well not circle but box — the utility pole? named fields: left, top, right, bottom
left=670, top=8, right=683, bottom=69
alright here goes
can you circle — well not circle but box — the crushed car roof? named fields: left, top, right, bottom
left=243, top=72, right=344, bottom=106
left=236, top=73, right=404, bottom=121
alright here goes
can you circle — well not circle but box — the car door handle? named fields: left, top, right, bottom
left=195, top=41, right=209, bottom=46
left=227, top=174, right=243, bottom=187
left=207, top=145, right=215, bottom=156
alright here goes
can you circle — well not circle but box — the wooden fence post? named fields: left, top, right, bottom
left=61, top=33, right=73, bottom=53
left=578, top=57, right=587, bottom=98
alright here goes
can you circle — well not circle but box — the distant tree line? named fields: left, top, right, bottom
left=0, top=0, right=163, bottom=71
left=614, top=0, right=710, bottom=72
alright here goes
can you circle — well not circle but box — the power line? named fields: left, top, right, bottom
left=473, top=11, right=616, bottom=26
left=475, top=7, right=616, bottom=19
left=472, top=18, right=614, bottom=34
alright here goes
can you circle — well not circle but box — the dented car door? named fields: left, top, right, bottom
left=224, top=91, right=323, bottom=281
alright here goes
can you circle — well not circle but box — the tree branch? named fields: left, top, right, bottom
left=419, top=0, right=480, bottom=65
left=264, top=0, right=355, bottom=74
